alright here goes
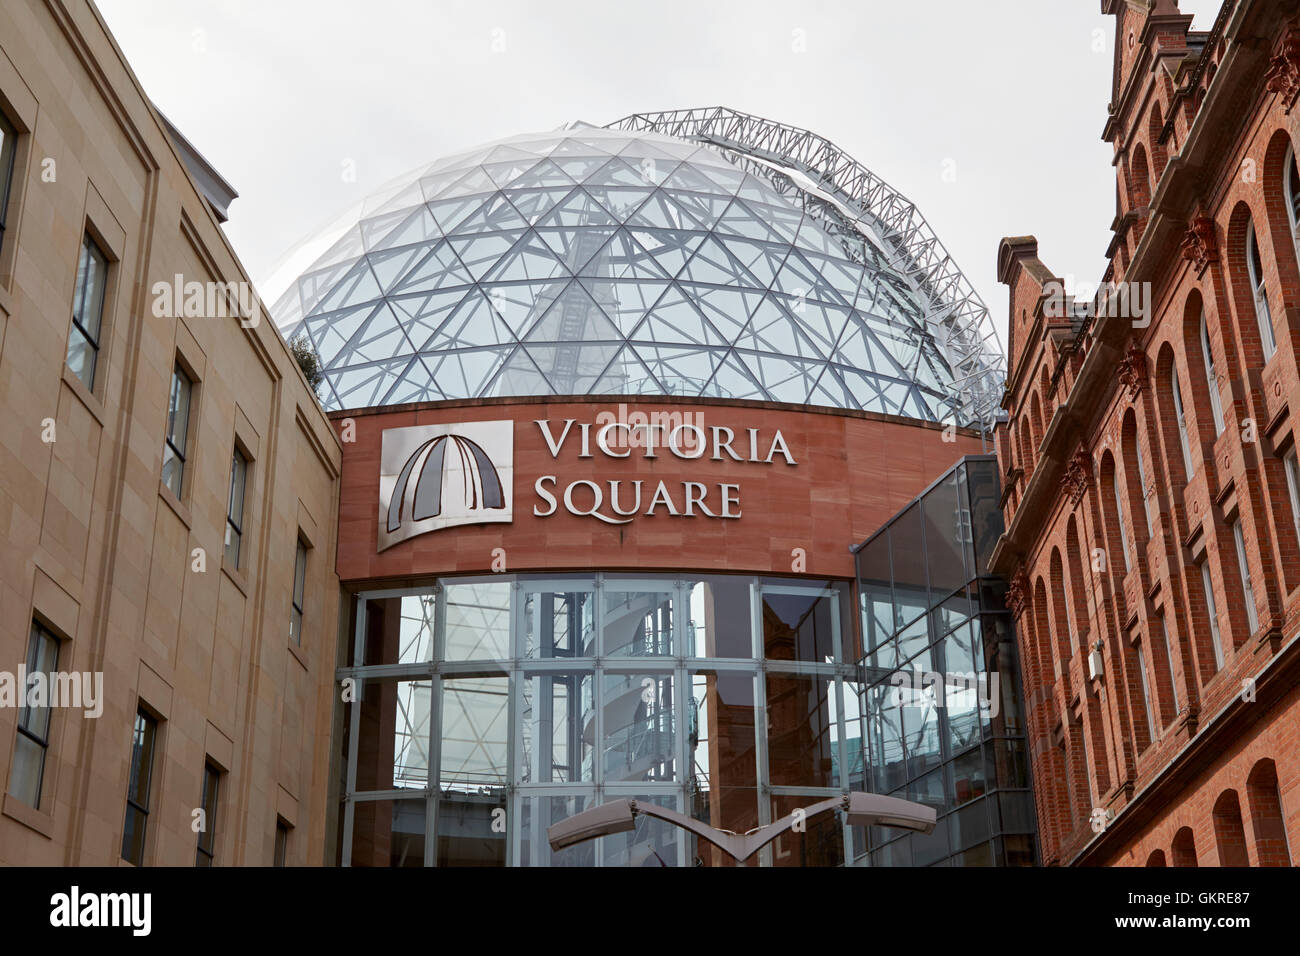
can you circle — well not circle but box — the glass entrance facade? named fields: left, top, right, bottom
left=855, top=456, right=1037, bottom=866
left=339, top=573, right=858, bottom=866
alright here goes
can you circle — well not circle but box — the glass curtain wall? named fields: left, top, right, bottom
left=339, top=572, right=855, bottom=866
left=855, top=456, right=1037, bottom=867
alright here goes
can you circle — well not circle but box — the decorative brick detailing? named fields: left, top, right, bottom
left=1064, top=447, right=1093, bottom=505
left=1117, top=346, right=1148, bottom=399
left=1264, top=28, right=1300, bottom=110
left=1179, top=217, right=1218, bottom=274
left=1006, top=567, right=1030, bottom=617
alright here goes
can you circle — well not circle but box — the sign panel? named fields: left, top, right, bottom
left=378, top=420, right=514, bottom=551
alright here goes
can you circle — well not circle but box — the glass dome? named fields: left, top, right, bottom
left=271, top=110, right=1003, bottom=424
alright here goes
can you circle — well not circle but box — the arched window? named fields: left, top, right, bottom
left=1135, top=440, right=1153, bottom=535
left=1246, top=759, right=1293, bottom=866
left=1286, top=143, right=1300, bottom=260
left=1171, top=826, right=1198, bottom=866
left=1109, top=459, right=1132, bottom=571
left=1213, top=790, right=1250, bottom=866
left=1199, top=559, right=1225, bottom=672
left=1199, top=310, right=1225, bottom=435
left=1145, top=848, right=1167, bottom=867
left=1170, top=365, right=1194, bottom=478
left=1245, top=220, right=1277, bottom=361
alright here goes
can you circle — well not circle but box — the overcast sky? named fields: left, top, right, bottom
left=96, top=0, right=1218, bottom=347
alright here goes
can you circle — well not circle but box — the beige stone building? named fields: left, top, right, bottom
left=0, top=0, right=342, bottom=865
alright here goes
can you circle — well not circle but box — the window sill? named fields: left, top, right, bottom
left=2, top=792, right=55, bottom=839
left=221, top=559, right=249, bottom=597
left=60, top=364, right=106, bottom=427
left=287, top=639, right=308, bottom=671
left=158, top=481, right=192, bottom=529
left=0, top=279, right=12, bottom=318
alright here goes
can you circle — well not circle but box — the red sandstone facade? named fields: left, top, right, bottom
left=330, top=396, right=982, bottom=584
left=992, top=0, right=1300, bottom=865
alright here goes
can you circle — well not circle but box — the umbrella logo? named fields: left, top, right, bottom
left=378, top=421, right=513, bottom=550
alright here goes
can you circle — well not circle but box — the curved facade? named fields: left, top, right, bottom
left=273, top=113, right=1003, bottom=426
left=291, top=111, right=1028, bottom=867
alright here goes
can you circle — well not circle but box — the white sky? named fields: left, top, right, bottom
left=95, top=0, right=1219, bottom=348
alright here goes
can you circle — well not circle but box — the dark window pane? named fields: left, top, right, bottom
left=436, top=792, right=506, bottom=867
left=686, top=575, right=752, bottom=657
left=765, top=672, right=835, bottom=788
left=760, top=580, right=846, bottom=662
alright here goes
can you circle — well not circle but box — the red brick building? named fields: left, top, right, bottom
left=991, top=0, right=1300, bottom=866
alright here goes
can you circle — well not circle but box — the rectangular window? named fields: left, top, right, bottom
left=1232, top=519, right=1259, bottom=634
left=1172, top=367, right=1194, bottom=479
left=121, top=708, right=158, bottom=865
left=66, top=233, right=109, bottom=391
left=1113, top=473, right=1131, bottom=571
left=290, top=539, right=307, bottom=646
left=1201, top=560, right=1225, bottom=671
left=1159, top=615, right=1179, bottom=717
left=224, top=448, right=247, bottom=568
left=9, top=621, right=60, bottom=809
left=1135, top=642, right=1156, bottom=745
left=1284, top=449, right=1300, bottom=544
left=196, top=762, right=220, bottom=866
left=0, top=110, right=17, bottom=257
left=274, top=820, right=290, bottom=866
left=1247, top=224, right=1277, bottom=361
left=161, top=364, right=193, bottom=498
left=1135, top=445, right=1154, bottom=536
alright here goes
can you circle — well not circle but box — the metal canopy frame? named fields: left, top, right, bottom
left=608, top=107, right=1006, bottom=429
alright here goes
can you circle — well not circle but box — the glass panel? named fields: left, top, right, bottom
left=519, top=794, right=595, bottom=867
left=689, top=670, right=759, bottom=858
left=949, top=796, right=992, bottom=851
left=197, top=766, right=219, bottom=861
left=22, top=626, right=59, bottom=740
left=601, top=793, right=682, bottom=867
left=759, top=580, right=845, bottom=663
left=78, top=237, right=108, bottom=341
left=521, top=671, right=594, bottom=783
left=437, top=791, right=507, bottom=866
left=602, top=671, right=676, bottom=783
left=121, top=806, right=148, bottom=865
left=167, top=368, right=191, bottom=448
left=950, top=746, right=987, bottom=807
left=440, top=676, right=509, bottom=789
left=362, top=594, right=435, bottom=666
left=686, top=575, right=753, bottom=657
left=65, top=323, right=96, bottom=391
left=443, top=580, right=511, bottom=660
left=351, top=798, right=427, bottom=867
left=889, top=504, right=928, bottom=628
left=522, top=584, right=594, bottom=658
left=768, top=794, right=845, bottom=867
left=923, top=468, right=969, bottom=600
left=125, top=711, right=156, bottom=809
left=765, top=672, right=835, bottom=788
left=602, top=584, right=675, bottom=657
left=8, top=734, right=44, bottom=807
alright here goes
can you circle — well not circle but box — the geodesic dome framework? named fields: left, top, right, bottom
left=271, top=109, right=1005, bottom=427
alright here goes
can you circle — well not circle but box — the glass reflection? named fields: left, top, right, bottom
left=687, top=576, right=753, bottom=657
left=440, top=676, right=509, bottom=789
left=523, top=585, right=595, bottom=658
left=444, top=580, right=510, bottom=660
left=521, top=672, right=593, bottom=783
left=602, top=672, right=675, bottom=782
left=603, top=585, right=674, bottom=656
